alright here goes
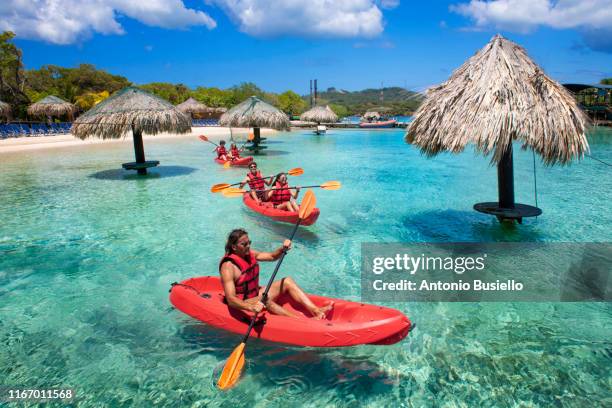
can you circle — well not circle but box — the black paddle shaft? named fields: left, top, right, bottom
left=258, top=185, right=319, bottom=192
left=241, top=218, right=302, bottom=343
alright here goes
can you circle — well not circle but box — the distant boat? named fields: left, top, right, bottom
left=359, top=111, right=397, bottom=128
left=315, top=125, right=327, bottom=135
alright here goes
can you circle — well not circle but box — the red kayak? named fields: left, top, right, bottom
left=214, top=156, right=254, bottom=167
left=170, top=276, right=411, bottom=347
left=243, top=194, right=320, bottom=226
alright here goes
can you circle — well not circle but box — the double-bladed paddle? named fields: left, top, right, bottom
left=211, top=168, right=304, bottom=193
left=221, top=133, right=256, bottom=168
left=217, top=190, right=317, bottom=390
left=220, top=181, right=341, bottom=197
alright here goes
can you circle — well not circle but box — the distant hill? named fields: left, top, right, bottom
left=303, top=86, right=424, bottom=116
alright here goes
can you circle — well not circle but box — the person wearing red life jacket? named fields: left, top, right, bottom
left=215, top=140, right=228, bottom=161
left=267, top=173, right=300, bottom=212
left=239, top=162, right=272, bottom=203
left=228, top=143, right=242, bottom=161
left=219, top=229, right=333, bottom=318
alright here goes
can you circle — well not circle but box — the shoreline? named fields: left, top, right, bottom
left=0, top=126, right=278, bottom=154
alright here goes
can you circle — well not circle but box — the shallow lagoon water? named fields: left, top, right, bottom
left=0, top=128, right=610, bottom=407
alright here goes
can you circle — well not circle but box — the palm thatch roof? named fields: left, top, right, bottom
left=0, top=100, right=10, bottom=118
left=300, top=105, right=339, bottom=123
left=176, top=97, right=212, bottom=115
left=27, top=95, right=77, bottom=118
left=406, top=34, right=589, bottom=165
left=219, top=96, right=289, bottom=130
left=71, top=87, right=191, bottom=140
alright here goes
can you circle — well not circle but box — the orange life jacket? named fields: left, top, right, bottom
left=219, top=252, right=260, bottom=300
left=271, top=181, right=291, bottom=205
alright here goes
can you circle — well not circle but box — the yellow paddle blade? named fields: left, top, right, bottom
left=211, top=183, right=231, bottom=193
left=287, top=167, right=304, bottom=176
left=320, top=181, right=342, bottom=190
left=218, top=342, right=246, bottom=390
left=222, top=188, right=246, bottom=198
left=223, top=161, right=232, bottom=169
left=299, top=189, right=317, bottom=219
left=247, top=132, right=254, bottom=141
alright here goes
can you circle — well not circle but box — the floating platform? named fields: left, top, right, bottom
left=122, top=161, right=160, bottom=170
left=474, top=202, right=542, bottom=224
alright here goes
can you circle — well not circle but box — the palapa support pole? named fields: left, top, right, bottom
left=132, top=127, right=147, bottom=175
left=497, top=143, right=515, bottom=209
left=474, top=142, right=542, bottom=224
left=253, top=127, right=261, bottom=145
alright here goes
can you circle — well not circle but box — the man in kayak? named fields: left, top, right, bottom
left=219, top=229, right=333, bottom=319
left=215, top=140, right=228, bottom=161
left=239, top=162, right=272, bottom=203
left=267, top=173, right=300, bottom=212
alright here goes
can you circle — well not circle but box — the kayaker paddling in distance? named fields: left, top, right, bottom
left=239, top=162, right=272, bottom=203
left=219, top=229, right=333, bottom=319
left=268, top=173, right=300, bottom=212
left=228, top=142, right=242, bottom=161
left=215, top=140, right=228, bottom=161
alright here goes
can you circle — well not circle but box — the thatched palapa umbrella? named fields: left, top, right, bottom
left=219, top=96, right=289, bottom=150
left=72, top=87, right=191, bottom=175
left=176, top=97, right=210, bottom=117
left=27, top=95, right=77, bottom=121
left=300, top=105, right=338, bottom=124
left=0, top=100, right=10, bottom=121
left=406, top=34, right=589, bottom=223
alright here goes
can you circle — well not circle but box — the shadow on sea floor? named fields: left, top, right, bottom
left=399, top=209, right=545, bottom=242
left=89, top=166, right=198, bottom=180
left=241, top=209, right=321, bottom=244
left=176, top=321, right=406, bottom=397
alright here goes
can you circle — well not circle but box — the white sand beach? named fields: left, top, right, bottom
left=0, top=126, right=278, bottom=154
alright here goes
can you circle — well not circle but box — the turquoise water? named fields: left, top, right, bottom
left=0, top=128, right=610, bottom=406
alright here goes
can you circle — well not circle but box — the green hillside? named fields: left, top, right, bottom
left=305, top=86, right=424, bottom=116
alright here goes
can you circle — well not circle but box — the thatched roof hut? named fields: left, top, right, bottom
left=176, top=97, right=211, bottom=116
left=405, top=34, right=590, bottom=223
left=219, top=96, right=289, bottom=130
left=71, top=87, right=191, bottom=175
left=72, top=87, right=190, bottom=140
left=406, top=34, right=588, bottom=165
left=27, top=95, right=77, bottom=120
left=300, top=105, right=338, bottom=123
left=0, top=100, right=10, bottom=119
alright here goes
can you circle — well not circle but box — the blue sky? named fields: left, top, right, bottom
left=3, top=0, right=611, bottom=94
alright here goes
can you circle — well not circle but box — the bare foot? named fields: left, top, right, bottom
left=312, top=302, right=334, bottom=320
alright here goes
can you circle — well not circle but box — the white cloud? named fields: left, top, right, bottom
left=451, top=0, right=612, bottom=33
left=210, top=0, right=388, bottom=38
left=0, top=0, right=216, bottom=45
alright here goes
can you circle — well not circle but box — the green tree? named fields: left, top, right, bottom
left=277, top=90, right=307, bottom=115
left=229, top=82, right=267, bottom=105
left=138, top=82, right=190, bottom=104
left=26, top=64, right=130, bottom=105
left=191, top=86, right=233, bottom=107
left=0, top=31, right=29, bottom=115
left=601, top=78, right=612, bottom=85
left=328, top=103, right=349, bottom=118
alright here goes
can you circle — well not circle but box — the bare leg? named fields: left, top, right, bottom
left=264, top=277, right=334, bottom=319
left=250, top=190, right=260, bottom=204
